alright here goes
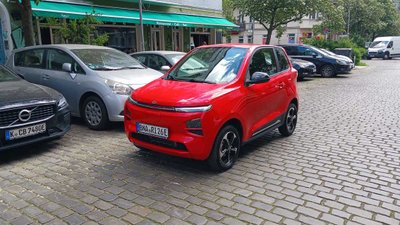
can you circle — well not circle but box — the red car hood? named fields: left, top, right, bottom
left=132, top=78, right=234, bottom=107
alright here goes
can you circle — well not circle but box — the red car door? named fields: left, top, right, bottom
left=242, top=47, right=287, bottom=137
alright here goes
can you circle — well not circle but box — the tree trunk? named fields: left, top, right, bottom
left=265, top=27, right=274, bottom=44
left=19, top=0, right=35, bottom=46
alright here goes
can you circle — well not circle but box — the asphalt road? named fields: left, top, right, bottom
left=0, top=59, right=399, bottom=225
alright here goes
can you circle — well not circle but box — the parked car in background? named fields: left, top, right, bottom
left=125, top=44, right=299, bottom=171
left=290, top=58, right=316, bottom=80
left=7, top=45, right=163, bottom=130
left=367, top=36, right=400, bottom=60
left=319, top=48, right=354, bottom=69
left=279, top=44, right=352, bottom=77
left=130, top=51, right=186, bottom=72
left=0, top=65, right=70, bottom=151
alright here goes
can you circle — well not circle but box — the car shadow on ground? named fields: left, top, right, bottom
left=71, top=117, right=125, bottom=132
left=119, top=130, right=283, bottom=175
left=0, top=141, right=59, bottom=165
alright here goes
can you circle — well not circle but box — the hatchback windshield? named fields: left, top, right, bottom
left=0, top=66, right=19, bottom=82
left=72, top=48, right=145, bottom=70
left=166, top=47, right=247, bottom=84
left=370, top=41, right=389, bottom=48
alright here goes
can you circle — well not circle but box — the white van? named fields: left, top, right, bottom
left=367, top=36, right=400, bottom=60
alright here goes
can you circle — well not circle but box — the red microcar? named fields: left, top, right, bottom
left=124, top=44, right=298, bottom=171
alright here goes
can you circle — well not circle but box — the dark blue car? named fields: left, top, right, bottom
left=280, top=44, right=353, bottom=77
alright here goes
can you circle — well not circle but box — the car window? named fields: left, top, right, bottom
left=282, top=46, right=298, bottom=56
left=15, top=49, right=45, bottom=68
left=275, top=48, right=289, bottom=72
left=72, top=48, right=144, bottom=70
left=298, top=46, right=316, bottom=56
left=147, top=55, right=170, bottom=70
left=46, top=49, right=85, bottom=74
left=167, top=47, right=247, bottom=84
left=133, top=55, right=147, bottom=65
left=388, top=41, right=393, bottom=48
left=249, top=48, right=278, bottom=77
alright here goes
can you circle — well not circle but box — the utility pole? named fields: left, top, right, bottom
left=139, top=0, right=145, bottom=51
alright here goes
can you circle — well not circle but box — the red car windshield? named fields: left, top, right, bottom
left=166, top=47, right=247, bottom=84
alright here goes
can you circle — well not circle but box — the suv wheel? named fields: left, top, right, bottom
left=279, top=103, right=298, bottom=137
left=82, top=96, right=109, bottom=130
left=320, top=65, right=336, bottom=77
left=208, top=125, right=241, bottom=171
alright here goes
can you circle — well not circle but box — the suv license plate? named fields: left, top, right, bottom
left=5, top=123, right=46, bottom=141
left=136, top=122, right=168, bottom=139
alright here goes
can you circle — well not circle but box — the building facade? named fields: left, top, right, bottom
left=229, top=11, right=321, bottom=45
left=0, top=0, right=236, bottom=64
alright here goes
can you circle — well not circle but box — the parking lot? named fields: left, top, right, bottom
left=0, top=59, right=399, bottom=225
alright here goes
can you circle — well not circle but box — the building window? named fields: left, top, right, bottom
left=247, top=35, right=253, bottom=44
left=239, top=36, right=244, bottom=43
left=96, top=26, right=136, bottom=53
left=288, top=33, right=295, bottom=44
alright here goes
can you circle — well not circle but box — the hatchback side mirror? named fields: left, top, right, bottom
left=247, top=72, right=270, bottom=85
left=62, top=63, right=72, bottom=73
left=161, top=65, right=171, bottom=71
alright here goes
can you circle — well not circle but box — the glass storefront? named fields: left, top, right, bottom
left=96, top=26, right=136, bottom=53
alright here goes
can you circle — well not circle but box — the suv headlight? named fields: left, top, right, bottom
left=57, top=96, right=68, bottom=110
left=105, top=80, right=132, bottom=95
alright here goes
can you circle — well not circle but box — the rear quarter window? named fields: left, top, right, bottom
left=15, top=49, right=45, bottom=68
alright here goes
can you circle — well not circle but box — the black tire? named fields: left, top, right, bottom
left=81, top=96, right=109, bottom=130
left=367, top=56, right=371, bottom=60
left=297, top=72, right=305, bottom=81
left=279, top=103, right=298, bottom=137
left=383, top=52, right=391, bottom=60
left=207, top=125, right=241, bottom=172
left=320, top=65, right=336, bottom=77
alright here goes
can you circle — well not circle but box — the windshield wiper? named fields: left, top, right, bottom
left=182, top=67, right=207, bottom=71
left=183, top=79, right=215, bottom=84
left=119, top=66, right=145, bottom=70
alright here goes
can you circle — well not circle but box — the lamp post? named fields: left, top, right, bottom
left=139, top=0, right=145, bottom=51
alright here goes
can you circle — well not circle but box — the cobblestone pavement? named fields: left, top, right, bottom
left=1, top=59, right=400, bottom=225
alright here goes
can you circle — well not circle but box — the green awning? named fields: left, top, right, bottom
left=31, top=1, right=238, bottom=29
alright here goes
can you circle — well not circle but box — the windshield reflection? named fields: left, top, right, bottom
left=167, top=47, right=247, bottom=84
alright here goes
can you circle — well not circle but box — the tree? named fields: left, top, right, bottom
left=47, top=13, right=109, bottom=46
left=232, top=0, right=328, bottom=44
left=222, top=0, right=235, bottom=42
left=15, top=0, right=40, bottom=46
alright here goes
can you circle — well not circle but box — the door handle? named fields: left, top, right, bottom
left=41, top=74, right=50, bottom=80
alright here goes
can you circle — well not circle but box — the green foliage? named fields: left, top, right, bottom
left=232, top=0, right=330, bottom=44
left=222, top=0, right=235, bottom=42
left=304, top=37, right=367, bottom=65
left=316, top=0, right=400, bottom=42
left=49, top=12, right=109, bottom=46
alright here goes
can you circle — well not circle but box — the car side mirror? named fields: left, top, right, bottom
left=247, top=72, right=270, bottom=85
left=161, top=65, right=171, bottom=71
left=62, top=63, right=72, bottom=73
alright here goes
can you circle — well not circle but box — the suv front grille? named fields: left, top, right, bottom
left=0, top=104, right=55, bottom=128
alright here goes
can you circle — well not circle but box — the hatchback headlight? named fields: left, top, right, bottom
left=57, top=96, right=68, bottom=110
left=105, top=80, right=132, bottom=95
left=336, top=60, right=347, bottom=65
left=175, top=105, right=212, bottom=113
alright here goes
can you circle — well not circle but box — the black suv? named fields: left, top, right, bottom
left=279, top=44, right=352, bottom=77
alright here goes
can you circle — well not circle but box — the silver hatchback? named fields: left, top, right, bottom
left=7, top=45, right=163, bottom=130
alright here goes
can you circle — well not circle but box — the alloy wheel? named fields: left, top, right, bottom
left=85, top=101, right=102, bottom=126
left=286, top=107, right=297, bottom=134
left=218, top=131, right=239, bottom=168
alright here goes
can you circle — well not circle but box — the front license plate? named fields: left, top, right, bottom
left=136, top=122, right=169, bottom=139
left=5, top=123, right=46, bottom=141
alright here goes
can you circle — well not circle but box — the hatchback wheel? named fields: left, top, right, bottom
left=82, top=96, right=109, bottom=130
left=320, top=65, right=335, bottom=77
left=279, top=103, right=298, bottom=137
left=208, top=125, right=241, bottom=171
